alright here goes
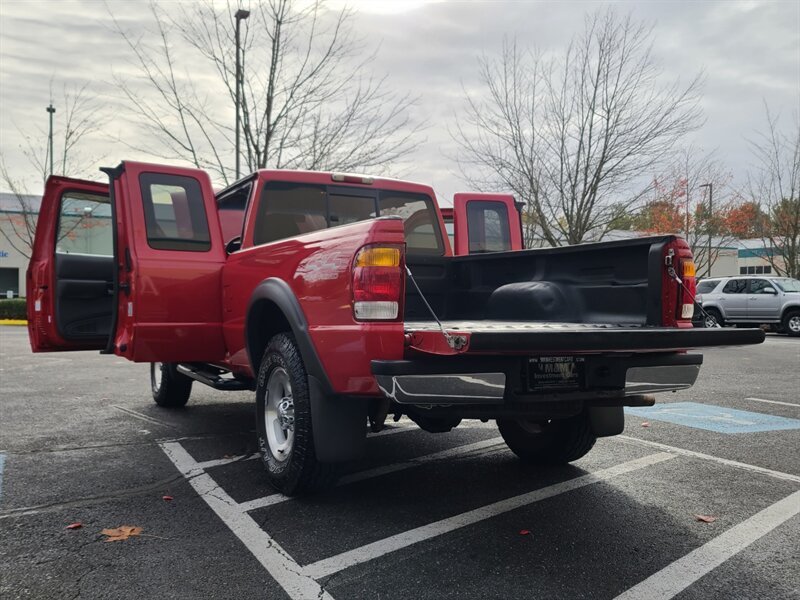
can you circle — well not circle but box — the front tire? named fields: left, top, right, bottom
left=498, top=412, right=596, bottom=465
left=151, top=362, right=192, bottom=408
left=782, top=309, right=800, bottom=337
left=255, top=333, right=339, bottom=495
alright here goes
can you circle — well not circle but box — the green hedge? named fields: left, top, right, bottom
left=0, top=298, right=26, bottom=320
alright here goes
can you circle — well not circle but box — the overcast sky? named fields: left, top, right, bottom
left=1, top=0, right=798, bottom=205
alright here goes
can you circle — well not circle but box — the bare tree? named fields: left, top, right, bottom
left=454, top=10, right=704, bottom=247
left=0, top=83, right=105, bottom=258
left=111, top=0, right=421, bottom=186
left=748, top=104, right=800, bottom=278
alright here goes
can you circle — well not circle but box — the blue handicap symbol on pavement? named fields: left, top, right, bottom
left=625, top=402, right=800, bottom=434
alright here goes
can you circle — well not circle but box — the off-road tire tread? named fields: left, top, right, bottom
left=256, top=333, right=339, bottom=495
left=152, top=363, right=192, bottom=408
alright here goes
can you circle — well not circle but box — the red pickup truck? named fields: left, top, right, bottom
left=27, top=162, right=763, bottom=494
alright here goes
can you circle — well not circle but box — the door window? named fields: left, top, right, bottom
left=139, top=173, right=211, bottom=252
left=749, top=279, right=775, bottom=294
left=466, top=201, right=511, bottom=253
left=56, top=192, right=112, bottom=256
left=722, top=279, right=747, bottom=294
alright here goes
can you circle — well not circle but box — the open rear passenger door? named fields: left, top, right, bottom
left=27, top=177, right=113, bottom=352
left=104, top=162, right=227, bottom=363
left=451, top=193, right=523, bottom=255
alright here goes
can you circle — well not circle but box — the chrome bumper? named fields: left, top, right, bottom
left=374, top=363, right=700, bottom=405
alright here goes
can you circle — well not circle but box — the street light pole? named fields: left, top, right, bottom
left=46, top=104, right=56, bottom=178
left=700, top=183, right=713, bottom=277
left=234, top=9, right=250, bottom=180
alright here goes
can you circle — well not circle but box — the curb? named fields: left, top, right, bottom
left=0, top=320, right=27, bottom=326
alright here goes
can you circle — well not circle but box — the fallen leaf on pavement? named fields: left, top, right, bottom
left=162, top=495, right=173, bottom=502
left=519, top=530, right=531, bottom=535
left=694, top=514, right=717, bottom=523
left=101, top=526, right=143, bottom=542
left=65, top=523, right=82, bottom=530
left=641, top=421, right=650, bottom=428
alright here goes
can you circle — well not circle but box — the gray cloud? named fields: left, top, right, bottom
left=1, top=0, right=797, bottom=206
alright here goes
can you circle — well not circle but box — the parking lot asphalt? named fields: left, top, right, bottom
left=1, top=325, right=798, bottom=599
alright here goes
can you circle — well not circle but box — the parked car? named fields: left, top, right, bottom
left=696, top=276, right=800, bottom=336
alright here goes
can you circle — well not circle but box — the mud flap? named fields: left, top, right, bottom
left=309, top=375, right=368, bottom=462
left=588, top=406, right=625, bottom=437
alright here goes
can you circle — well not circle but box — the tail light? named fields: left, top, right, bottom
left=352, top=245, right=404, bottom=320
left=679, top=259, right=697, bottom=320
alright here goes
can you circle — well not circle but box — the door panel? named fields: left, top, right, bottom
left=747, top=279, right=781, bottom=320
left=451, top=193, right=522, bottom=255
left=27, top=177, right=111, bottom=352
left=110, top=162, right=227, bottom=363
left=720, top=279, right=748, bottom=320
left=54, top=254, right=113, bottom=340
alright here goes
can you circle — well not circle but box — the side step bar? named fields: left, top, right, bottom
left=176, top=364, right=254, bottom=391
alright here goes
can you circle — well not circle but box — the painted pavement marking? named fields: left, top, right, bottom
left=160, top=441, right=332, bottom=600
left=112, top=405, right=181, bottom=430
left=614, top=489, right=800, bottom=600
left=237, top=437, right=505, bottom=512
left=625, top=401, right=800, bottom=433
left=745, top=397, right=800, bottom=408
left=616, top=435, right=800, bottom=484
left=302, top=452, right=676, bottom=580
left=0, top=453, right=5, bottom=501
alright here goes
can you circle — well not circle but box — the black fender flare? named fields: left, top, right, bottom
left=245, top=278, right=333, bottom=394
left=245, top=278, right=366, bottom=462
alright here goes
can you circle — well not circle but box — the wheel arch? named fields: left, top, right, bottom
left=245, top=278, right=333, bottom=395
left=780, top=303, right=800, bottom=321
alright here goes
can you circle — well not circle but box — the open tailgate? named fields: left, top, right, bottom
left=404, top=320, right=765, bottom=355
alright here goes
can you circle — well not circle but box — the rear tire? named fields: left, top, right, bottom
left=255, top=333, right=339, bottom=495
left=704, top=308, right=723, bottom=328
left=498, top=412, right=596, bottom=465
left=782, top=310, right=800, bottom=337
left=151, top=362, right=192, bottom=408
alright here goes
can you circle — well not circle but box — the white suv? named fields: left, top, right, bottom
left=696, top=277, right=800, bottom=336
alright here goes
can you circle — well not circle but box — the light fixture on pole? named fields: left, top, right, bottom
left=234, top=8, right=250, bottom=180
left=46, top=104, right=56, bottom=178
left=699, top=183, right=713, bottom=276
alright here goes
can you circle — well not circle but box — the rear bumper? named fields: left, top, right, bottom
left=372, top=353, right=702, bottom=406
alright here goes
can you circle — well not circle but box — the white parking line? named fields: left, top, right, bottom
left=160, top=441, right=332, bottom=600
left=237, top=437, right=505, bottom=512
left=302, top=452, right=675, bottom=580
left=614, top=489, right=800, bottom=600
left=745, top=397, right=800, bottom=408
left=617, top=436, right=800, bottom=484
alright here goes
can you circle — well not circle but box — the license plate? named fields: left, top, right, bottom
left=527, top=356, right=585, bottom=392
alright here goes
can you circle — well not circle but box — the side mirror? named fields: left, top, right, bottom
left=225, top=236, right=242, bottom=254
left=763, top=286, right=776, bottom=294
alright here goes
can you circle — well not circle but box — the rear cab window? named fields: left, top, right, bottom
left=252, top=181, right=444, bottom=255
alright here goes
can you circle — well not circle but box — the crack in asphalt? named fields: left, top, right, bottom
left=0, top=474, right=187, bottom=519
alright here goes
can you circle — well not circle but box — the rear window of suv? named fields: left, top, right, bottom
left=696, top=280, right=719, bottom=294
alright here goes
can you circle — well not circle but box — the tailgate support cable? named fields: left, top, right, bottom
left=405, top=266, right=467, bottom=350
left=665, top=254, right=720, bottom=328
